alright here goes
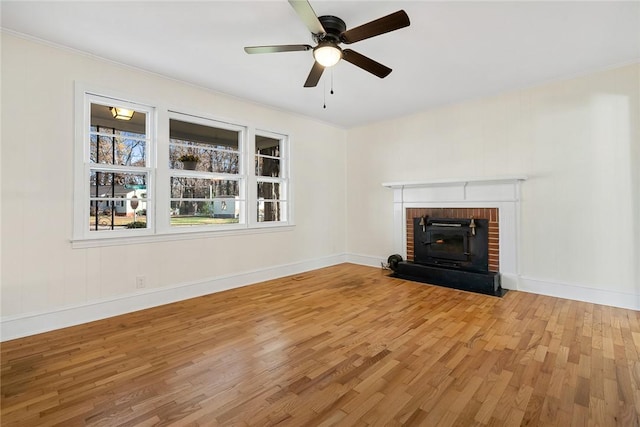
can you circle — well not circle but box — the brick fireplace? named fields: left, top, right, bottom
left=383, top=176, right=526, bottom=290
left=406, top=207, right=500, bottom=272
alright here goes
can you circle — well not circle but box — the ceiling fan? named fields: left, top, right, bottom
left=244, top=0, right=410, bottom=88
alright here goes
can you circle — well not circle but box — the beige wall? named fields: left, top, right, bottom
left=0, top=34, right=347, bottom=318
left=2, top=32, right=639, bottom=330
left=346, top=64, right=640, bottom=297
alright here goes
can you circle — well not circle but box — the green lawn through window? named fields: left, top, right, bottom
left=170, top=216, right=238, bottom=226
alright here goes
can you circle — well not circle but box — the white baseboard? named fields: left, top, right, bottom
left=4, top=255, right=636, bottom=341
left=1, top=253, right=348, bottom=342
left=518, top=276, right=640, bottom=311
left=500, top=273, right=518, bottom=290
left=345, top=253, right=387, bottom=268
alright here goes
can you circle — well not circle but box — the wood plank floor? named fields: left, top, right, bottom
left=2, top=263, right=640, bottom=426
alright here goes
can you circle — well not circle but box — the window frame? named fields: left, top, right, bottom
left=251, top=129, right=290, bottom=227
left=164, top=111, right=247, bottom=233
left=73, top=89, right=156, bottom=241
left=72, top=85, right=293, bottom=248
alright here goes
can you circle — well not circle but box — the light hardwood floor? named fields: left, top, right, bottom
left=2, top=264, right=639, bottom=426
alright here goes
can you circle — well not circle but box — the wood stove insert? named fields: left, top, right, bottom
left=391, top=216, right=504, bottom=296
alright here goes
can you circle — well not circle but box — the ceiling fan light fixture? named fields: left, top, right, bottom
left=313, top=43, right=342, bottom=67
left=243, top=1, right=411, bottom=87
left=109, top=107, right=135, bottom=121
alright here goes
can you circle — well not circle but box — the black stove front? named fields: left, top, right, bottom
left=414, top=217, right=489, bottom=273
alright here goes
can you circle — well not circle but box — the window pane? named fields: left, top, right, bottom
left=170, top=119, right=239, bottom=151
left=169, top=119, right=240, bottom=172
left=255, top=135, right=281, bottom=177
left=89, top=200, right=147, bottom=231
left=255, top=157, right=280, bottom=177
left=170, top=178, right=239, bottom=199
left=256, top=135, right=280, bottom=156
left=170, top=200, right=241, bottom=226
left=257, top=182, right=281, bottom=200
left=258, top=201, right=285, bottom=222
left=169, top=146, right=239, bottom=173
left=89, top=171, right=147, bottom=199
left=89, top=134, right=146, bottom=166
left=90, top=104, right=147, bottom=166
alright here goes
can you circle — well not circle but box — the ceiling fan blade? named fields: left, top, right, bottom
left=341, top=10, right=410, bottom=44
left=342, top=49, right=392, bottom=79
left=288, top=0, right=325, bottom=35
left=304, top=61, right=324, bottom=87
left=244, top=44, right=312, bottom=54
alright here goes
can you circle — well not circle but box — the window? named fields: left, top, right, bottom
left=255, top=132, right=288, bottom=223
left=78, top=94, right=154, bottom=237
left=74, top=87, right=291, bottom=245
left=168, top=115, right=245, bottom=229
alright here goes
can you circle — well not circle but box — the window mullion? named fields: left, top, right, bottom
left=256, top=176, right=283, bottom=184
left=155, top=106, right=170, bottom=234
left=247, top=127, right=257, bottom=227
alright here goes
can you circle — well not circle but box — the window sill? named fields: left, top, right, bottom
left=71, top=224, right=295, bottom=249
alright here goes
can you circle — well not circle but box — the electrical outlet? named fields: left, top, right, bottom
left=136, top=275, right=146, bottom=289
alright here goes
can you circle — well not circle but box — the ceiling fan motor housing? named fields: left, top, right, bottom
left=316, top=15, right=346, bottom=43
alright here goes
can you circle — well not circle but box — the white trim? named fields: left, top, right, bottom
left=166, top=111, right=247, bottom=232
left=382, top=176, right=527, bottom=189
left=518, top=276, right=640, bottom=311
left=0, top=253, right=348, bottom=342
left=4, top=256, right=637, bottom=341
left=74, top=86, right=157, bottom=240
left=71, top=224, right=295, bottom=249
left=346, top=253, right=387, bottom=268
left=253, top=129, right=290, bottom=226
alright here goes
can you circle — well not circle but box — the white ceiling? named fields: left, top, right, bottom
left=2, top=1, right=639, bottom=128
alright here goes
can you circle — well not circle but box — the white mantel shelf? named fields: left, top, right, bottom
left=382, top=175, right=527, bottom=189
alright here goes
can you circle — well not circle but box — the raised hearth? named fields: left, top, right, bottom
left=393, top=262, right=503, bottom=296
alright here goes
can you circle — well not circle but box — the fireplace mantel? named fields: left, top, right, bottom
left=383, top=176, right=527, bottom=291
left=382, top=175, right=527, bottom=190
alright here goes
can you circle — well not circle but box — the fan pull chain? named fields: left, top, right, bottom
left=331, top=69, right=334, bottom=95
left=323, top=80, right=326, bottom=109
